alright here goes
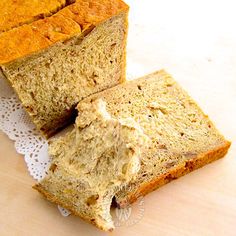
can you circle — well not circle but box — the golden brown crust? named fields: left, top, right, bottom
left=0, top=0, right=67, bottom=32
left=117, top=141, right=231, bottom=208
left=33, top=184, right=114, bottom=232
left=0, top=0, right=129, bottom=65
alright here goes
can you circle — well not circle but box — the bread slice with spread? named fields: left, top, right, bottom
left=33, top=70, right=230, bottom=230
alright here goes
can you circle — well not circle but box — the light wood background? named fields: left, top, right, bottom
left=0, top=0, right=236, bottom=235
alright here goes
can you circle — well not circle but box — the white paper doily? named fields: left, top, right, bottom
left=0, top=77, right=50, bottom=181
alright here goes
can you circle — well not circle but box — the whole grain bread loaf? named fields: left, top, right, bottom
left=0, top=0, right=129, bottom=137
left=33, top=70, right=230, bottom=231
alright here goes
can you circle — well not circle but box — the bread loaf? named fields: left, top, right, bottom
left=0, top=0, right=129, bottom=137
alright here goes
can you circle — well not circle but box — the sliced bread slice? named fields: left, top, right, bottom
left=34, top=70, right=230, bottom=231
left=76, top=70, right=231, bottom=207
left=0, top=0, right=129, bottom=138
left=33, top=99, right=149, bottom=231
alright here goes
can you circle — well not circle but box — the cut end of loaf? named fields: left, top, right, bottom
left=1, top=5, right=129, bottom=138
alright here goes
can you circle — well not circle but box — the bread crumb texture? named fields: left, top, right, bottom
left=34, top=99, right=149, bottom=231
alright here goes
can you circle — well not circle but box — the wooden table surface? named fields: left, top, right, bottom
left=1, top=0, right=236, bottom=235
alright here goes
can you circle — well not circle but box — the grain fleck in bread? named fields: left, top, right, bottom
left=0, top=0, right=129, bottom=137
left=33, top=99, right=149, bottom=231
left=77, top=70, right=231, bottom=207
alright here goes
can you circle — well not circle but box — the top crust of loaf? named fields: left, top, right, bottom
left=0, top=0, right=129, bottom=65
left=0, top=0, right=67, bottom=33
